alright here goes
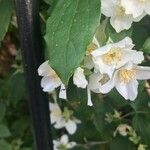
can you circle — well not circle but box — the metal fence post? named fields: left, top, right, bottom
left=15, top=0, right=53, bottom=149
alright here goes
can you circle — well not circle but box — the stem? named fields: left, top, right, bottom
left=76, top=140, right=110, bottom=149
left=121, top=111, right=150, bottom=119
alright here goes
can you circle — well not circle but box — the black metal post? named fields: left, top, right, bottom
left=15, top=0, right=53, bottom=150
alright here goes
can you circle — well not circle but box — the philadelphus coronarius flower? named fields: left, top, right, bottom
left=87, top=36, right=150, bottom=104
left=101, top=0, right=147, bottom=32
left=100, top=62, right=150, bottom=100
left=49, top=103, right=81, bottom=135
left=38, top=61, right=88, bottom=99
left=53, top=134, right=76, bottom=150
left=91, top=37, right=144, bottom=77
left=38, top=61, right=67, bottom=99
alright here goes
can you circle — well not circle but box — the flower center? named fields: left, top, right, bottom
left=102, top=47, right=122, bottom=65
left=118, top=69, right=136, bottom=83
left=62, top=108, right=73, bottom=121
left=116, top=6, right=126, bottom=16
left=58, top=144, right=67, bottom=150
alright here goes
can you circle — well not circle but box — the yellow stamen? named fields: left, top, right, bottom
left=116, top=6, right=126, bottom=16
left=102, top=47, right=122, bottom=65
left=118, top=69, right=136, bottom=83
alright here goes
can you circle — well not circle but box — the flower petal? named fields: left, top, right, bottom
left=110, top=15, right=133, bottom=33
left=38, top=61, right=56, bottom=77
left=115, top=79, right=139, bottom=101
left=100, top=77, right=115, bottom=94
left=87, top=88, right=93, bottom=106
left=65, top=120, right=77, bottom=135
left=101, top=0, right=117, bottom=17
left=73, top=67, right=88, bottom=88
left=121, top=0, right=144, bottom=18
left=60, top=134, right=69, bottom=145
left=135, top=66, right=150, bottom=80
left=54, top=118, right=65, bottom=129
left=41, top=76, right=61, bottom=92
left=117, top=50, right=144, bottom=68
left=59, top=84, right=67, bottom=99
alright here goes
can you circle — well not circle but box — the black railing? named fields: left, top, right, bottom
left=15, top=0, right=53, bottom=149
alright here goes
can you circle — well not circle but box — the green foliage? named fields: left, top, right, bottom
left=143, top=38, right=150, bottom=54
left=0, top=0, right=150, bottom=150
left=45, top=0, right=101, bottom=84
left=0, top=0, right=14, bottom=44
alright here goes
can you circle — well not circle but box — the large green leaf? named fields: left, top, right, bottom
left=0, top=0, right=14, bottom=43
left=45, top=0, right=101, bottom=84
left=132, top=115, right=150, bottom=148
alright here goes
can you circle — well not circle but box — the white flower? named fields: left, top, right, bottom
left=100, top=62, right=150, bottom=100
left=38, top=61, right=66, bottom=99
left=101, top=0, right=144, bottom=32
left=92, top=37, right=144, bottom=77
left=53, top=134, right=76, bottom=150
left=73, top=67, right=88, bottom=88
left=114, top=124, right=131, bottom=136
left=49, top=103, right=81, bottom=135
left=121, top=0, right=150, bottom=18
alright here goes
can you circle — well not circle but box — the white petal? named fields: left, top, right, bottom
left=60, top=134, right=69, bottom=145
left=101, top=0, right=117, bottom=17
left=54, top=119, right=65, bottom=129
left=41, top=76, right=61, bottom=92
left=73, top=67, right=88, bottom=88
left=65, top=120, right=77, bottom=135
left=100, top=76, right=115, bottom=94
left=110, top=15, right=133, bottom=33
left=117, top=50, right=144, bottom=68
left=115, top=37, right=134, bottom=49
left=91, top=44, right=112, bottom=57
left=38, top=61, right=56, bottom=77
left=121, top=0, right=144, bottom=18
left=87, top=88, right=93, bottom=106
left=115, top=79, right=139, bottom=101
left=135, top=66, right=150, bottom=80
left=88, top=72, right=102, bottom=93
left=133, top=12, right=146, bottom=22
left=59, top=84, right=67, bottom=99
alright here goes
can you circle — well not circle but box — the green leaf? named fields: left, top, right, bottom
left=0, top=140, right=12, bottom=150
left=132, top=115, right=150, bottom=147
left=110, top=137, right=136, bottom=150
left=0, top=125, right=11, bottom=138
left=0, top=0, right=14, bottom=43
left=143, top=38, right=150, bottom=54
left=0, top=73, right=26, bottom=106
left=0, top=103, right=6, bottom=121
left=45, top=0, right=101, bottom=84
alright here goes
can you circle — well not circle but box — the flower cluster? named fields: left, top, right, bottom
left=86, top=36, right=150, bottom=104
left=101, top=0, right=150, bottom=32
left=38, top=37, right=150, bottom=106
